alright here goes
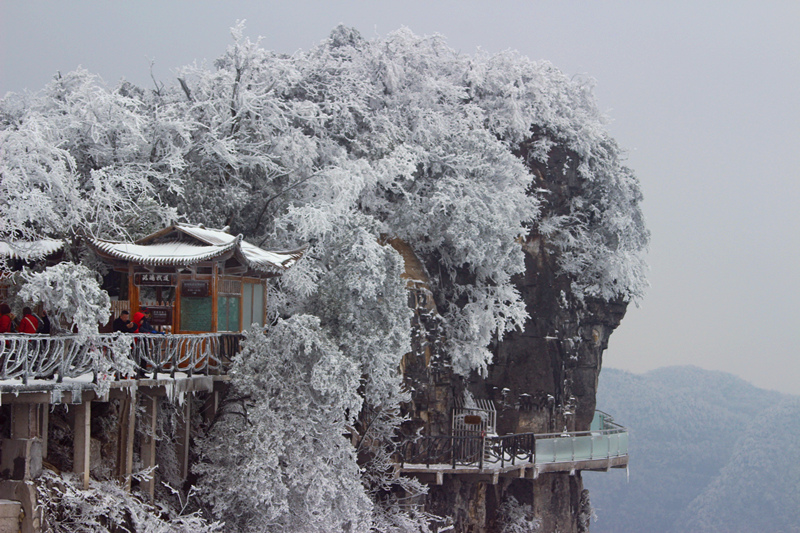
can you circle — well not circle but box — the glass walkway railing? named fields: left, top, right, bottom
left=533, top=410, right=628, bottom=464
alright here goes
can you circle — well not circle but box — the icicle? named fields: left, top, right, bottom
left=626, top=464, right=629, bottom=483
left=165, top=380, right=175, bottom=403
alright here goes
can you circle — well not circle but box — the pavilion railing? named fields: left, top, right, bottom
left=0, top=333, right=243, bottom=384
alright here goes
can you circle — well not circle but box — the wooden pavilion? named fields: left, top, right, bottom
left=88, top=223, right=305, bottom=333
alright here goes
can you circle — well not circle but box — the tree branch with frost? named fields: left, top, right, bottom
left=18, top=262, right=110, bottom=341
left=204, top=393, right=253, bottom=434
left=254, top=169, right=325, bottom=244
left=177, top=77, right=194, bottom=102
left=36, top=470, right=222, bottom=533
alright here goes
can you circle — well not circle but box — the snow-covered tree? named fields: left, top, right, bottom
left=0, top=69, right=180, bottom=251
left=194, top=316, right=372, bottom=532
left=37, top=470, right=221, bottom=533
left=498, top=495, right=542, bottom=532
left=161, top=24, right=646, bottom=375
left=18, top=261, right=110, bottom=340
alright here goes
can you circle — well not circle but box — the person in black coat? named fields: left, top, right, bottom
left=39, top=309, right=50, bottom=334
left=113, top=310, right=137, bottom=333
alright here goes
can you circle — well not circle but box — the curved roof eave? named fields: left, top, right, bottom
left=88, top=239, right=239, bottom=267
left=91, top=225, right=307, bottom=273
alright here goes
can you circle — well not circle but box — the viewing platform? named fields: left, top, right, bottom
left=397, top=411, right=628, bottom=485
left=0, top=331, right=236, bottom=517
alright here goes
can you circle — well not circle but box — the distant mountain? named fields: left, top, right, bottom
left=584, top=366, right=799, bottom=533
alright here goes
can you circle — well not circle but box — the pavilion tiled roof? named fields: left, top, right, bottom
left=89, top=224, right=304, bottom=274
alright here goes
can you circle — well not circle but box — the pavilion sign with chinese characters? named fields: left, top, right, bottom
left=134, top=273, right=177, bottom=287
left=147, top=306, right=172, bottom=326
left=182, top=280, right=209, bottom=298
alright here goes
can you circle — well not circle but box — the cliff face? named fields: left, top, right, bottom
left=483, top=139, right=629, bottom=436
left=403, top=140, right=631, bottom=532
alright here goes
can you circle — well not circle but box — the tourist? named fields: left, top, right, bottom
left=0, top=303, right=14, bottom=333
left=113, top=310, right=137, bottom=333
left=18, top=307, right=39, bottom=334
left=135, top=308, right=162, bottom=334
left=133, top=309, right=160, bottom=334
left=39, top=309, right=51, bottom=335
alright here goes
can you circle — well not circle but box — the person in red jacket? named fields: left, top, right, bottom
left=133, top=309, right=160, bottom=334
left=0, top=303, right=14, bottom=333
left=131, top=311, right=144, bottom=333
left=18, top=307, right=39, bottom=334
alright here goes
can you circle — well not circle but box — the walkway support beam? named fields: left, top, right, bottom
left=73, top=397, right=91, bottom=490
left=177, top=399, right=192, bottom=481
left=116, top=389, right=137, bottom=491
left=140, top=395, right=159, bottom=500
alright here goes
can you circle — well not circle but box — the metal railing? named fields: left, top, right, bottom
left=398, top=412, right=627, bottom=470
left=0, top=333, right=242, bottom=384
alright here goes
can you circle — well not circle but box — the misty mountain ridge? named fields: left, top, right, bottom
left=585, top=365, right=800, bottom=533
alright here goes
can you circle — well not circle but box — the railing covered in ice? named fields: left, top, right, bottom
left=0, top=333, right=242, bottom=384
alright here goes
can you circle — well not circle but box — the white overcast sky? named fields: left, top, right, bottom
left=2, top=1, right=799, bottom=394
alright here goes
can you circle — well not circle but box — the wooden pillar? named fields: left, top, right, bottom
left=128, top=264, right=140, bottom=315
left=176, top=399, right=192, bottom=481
left=261, top=280, right=267, bottom=327
left=140, top=395, right=158, bottom=500
left=174, top=276, right=182, bottom=333
left=211, top=263, right=218, bottom=333
left=238, top=279, right=245, bottom=332
left=73, top=399, right=91, bottom=490
left=117, top=390, right=137, bottom=491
